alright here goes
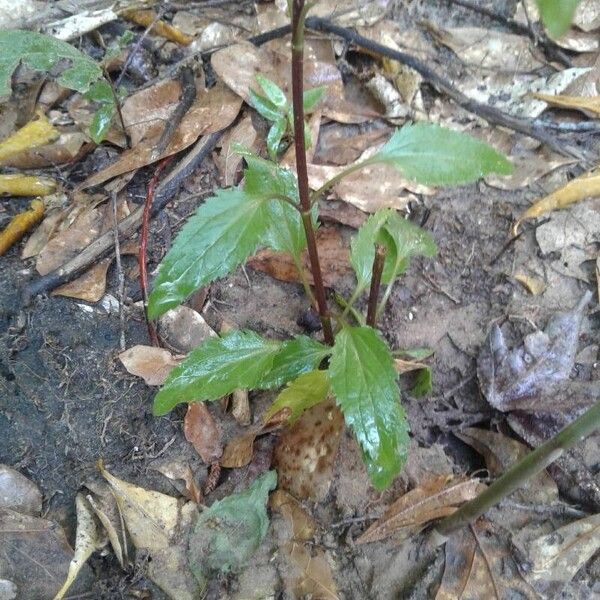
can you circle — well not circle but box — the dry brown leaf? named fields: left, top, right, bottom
left=0, top=174, right=56, bottom=196
left=455, top=428, right=558, bottom=504
left=274, top=399, right=344, bottom=501
left=183, top=402, right=223, bottom=465
left=0, top=464, right=42, bottom=515
left=79, top=83, right=242, bottom=189
left=21, top=201, right=67, bottom=259
left=119, top=345, right=183, bottom=386
left=532, top=91, right=600, bottom=116
left=394, top=358, right=429, bottom=374
left=158, top=305, right=217, bottom=353
left=154, top=462, right=203, bottom=504
left=318, top=199, right=368, bottom=229
left=214, top=115, right=258, bottom=186
left=513, top=273, right=547, bottom=296
left=271, top=490, right=316, bottom=542
left=248, top=226, right=351, bottom=288
left=357, top=476, right=485, bottom=544
left=0, top=111, right=58, bottom=162
left=514, top=168, right=600, bottom=234
left=0, top=198, right=44, bottom=255
left=120, top=9, right=193, bottom=45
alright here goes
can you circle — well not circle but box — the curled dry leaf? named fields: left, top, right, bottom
left=119, top=345, right=183, bottom=386
left=183, top=402, right=223, bottom=465
left=248, top=226, right=351, bottom=288
left=513, top=273, right=546, bottom=296
left=514, top=168, right=600, bottom=234
left=0, top=199, right=44, bottom=256
left=154, top=462, right=203, bottom=504
left=455, top=428, right=558, bottom=504
left=274, top=399, right=344, bottom=501
left=0, top=464, right=42, bottom=515
left=358, top=476, right=486, bottom=545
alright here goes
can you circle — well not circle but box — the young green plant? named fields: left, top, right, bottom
left=147, top=0, right=513, bottom=490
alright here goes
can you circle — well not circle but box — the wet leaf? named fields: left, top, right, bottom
left=264, top=370, right=330, bottom=424
left=477, top=292, right=592, bottom=411
left=274, top=399, right=344, bottom=501
left=120, top=9, right=193, bottom=45
left=514, top=168, right=600, bottom=234
left=455, top=428, right=558, bottom=503
left=148, top=188, right=271, bottom=318
left=119, top=346, right=182, bottom=386
left=357, top=476, right=485, bottom=544
left=153, top=331, right=280, bottom=415
left=0, top=174, right=56, bottom=196
left=53, top=494, right=106, bottom=600
left=188, top=470, right=276, bottom=578
left=0, top=465, right=42, bottom=515
left=183, top=402, right=223, bottom=464
left=329, top=326, right=408, bottom=490
left=0, top=198, right=44, bottom=255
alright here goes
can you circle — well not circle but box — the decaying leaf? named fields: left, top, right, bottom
left=270, top=490, right=316, bottom=542
left=183, top=402, right=223, bottom=465
left=158, top=306, right=217, bottom=354
left=120, top=8, right=193, bottom=45
left=514, top=273, right=546, bottom=295
left=154, top=462, right=203, bottom=504
left=53, top=494, right=106, bottom=600
left=0, top=198, right=44, bottom=255
left=248, top=226, right=352, bottom=288
left=477, top=292, right=592, bottom=411
left=274, top=399, right=344, bottom=501
left=0, top=174, right=55, bottom=196
left=0, top=111, right=58, bottom=162
left=455, top=428, right=558, bottom=503
left=319, top=199, right=368, bottom=229
left=514, top=168, right=600, bottom=234
left=0, top=464, right=42, bottom=515
left=119, top=345, right=183, bottom=386
left=357, top=476, right=485, bottom=544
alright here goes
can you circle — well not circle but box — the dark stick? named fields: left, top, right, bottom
left=292, top=0, right=334, bottom=345
left=366, top=244, right=386, bottom=327
left=22, top=131, right=223, bottom=303
left=151, top=66, right=197, bottom=160
left=304, top=17, right=580, bottom=158
left=139, top=157, right=172, bottom=346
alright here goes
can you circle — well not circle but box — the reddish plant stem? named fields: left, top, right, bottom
left=139, top=156, right=173, bottom=346
left=366, top=244, right=386, bottom=327
left=292, top=0, right=334, bottom=345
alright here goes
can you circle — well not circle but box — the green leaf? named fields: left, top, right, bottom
left=410, top=368, right=432, bottom=397
left=153, top=331, right=280, bottom=415
left=148, top=188, right=271, bottom=318
left=371, top=123, right=513, bottom=186
left=248, top=88, right=282, bottom=122
left=262, top=199, right=306, bottom=259
left=85, top=80, right=114, bottom=104
left=0, top=30, right=104, bottom=97
left=264, top=370, right=330, bottom=424
left=329, top=326, right=409, bottom=490
left=350, top=209, right=394, bottom=291
left=394, top=347, right=434, bottom=360
left=303, top=86, right=327, bottom=112
left=536, top=0, right=581, bottom=38
left=266, top=118, right=287, bottom=160
left=256, top=74, right=288, bottom=109
left=89, top=103, right=115, bottom=144
left=258, top=336, right=331, bottom=389
left=188, top=470, right=276, bottom=580
left=242, top=152, right=298, bottom=202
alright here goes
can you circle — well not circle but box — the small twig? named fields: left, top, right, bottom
left=420, top=272, right=460, bottom=305
left=532, top=119, right=600, bottom=133
left=366, top=244, right=386, bottom=327
left=111, top=192, right=126, bottom=351
left=488, top=216, right=550, bottom=266
left=140, top=157, right=173, bottom=346
left=151, top=66, right=197, bottom=160
left=103, top=66, right=131, bottom=149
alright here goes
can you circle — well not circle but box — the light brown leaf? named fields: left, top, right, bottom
left=154, top=462, right=203, bottom=504
left=183, top=402, right=223, bottom=465
left=357, top=476, right=485, bottom=544
left=158, top=305, right=217, bottom=353
left=318, top=200, right=368, bottom=229
left=119, top=345, right=183, bottom=386
left=270, top=490, right=316, bottom=542
left=455, top=428, right=558, bottom=503
left=287, top=543, right=340, bottom=600
left=532, top=92, right=600, bottom=116
left=0, top=464, right=42, bottom=515
left=214, top=115, right=258, bottom=186
left=514, top=168, right=600, bottom=234
left=394, top=358, right=429, bottom=374
left=274, top=399, right=344, bottom=501
left=248, top=227, right=351, bottom=288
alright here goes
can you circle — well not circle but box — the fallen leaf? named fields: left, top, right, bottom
left=158, top=306, right=217, bottom=353
left=318, top=199, right=368, bottom=229
left=514, top=168, right=600, bottom=234
left=394, top=358, right=429, bottom=374
left=79, top=83, right=242, bottom=189
left=477, top=292, right=592, bottom=411
left=120, top=9, right=193, bottom=45
left=119, top=345, right=183, bottom=386
left=0, top=198, right=44, bottom=255
left=172, top=12, right=246, bottom=51
left=532, top=91, right=600, bottom=117
left=513, top=272, right=546, bottom=295
left=214, top=115, right=258, bottom=186
left=574, top=0, right=600, bottom=32
left=455, top=428, right=558, bottom=503
left=248, top=227, right=352, bottom=287
left=287, top=543, right=340, bottom=600
left=357, top=476, right=485, bottom=544
left=274, top=399, right=344, bottom=501
left=154, top=462, right=203, bottom=504
left=270, top=490, right=316, bottom=542
left=183, top=402, right=223, bottom=464
left=0, top=464, right=42, bottom=515
left=42, top=6, right=118, bottom=40
left=0, top=111, right=58, bottom=162
left=0, top=174, right=56, bottom=196
left=53, top=494, right=106, bottom=600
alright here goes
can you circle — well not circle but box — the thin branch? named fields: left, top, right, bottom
left=366, top=244, right=386, bottom=327
left=111, top=191, right=126, bottom=351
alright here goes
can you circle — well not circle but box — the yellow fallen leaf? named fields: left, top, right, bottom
left=532, top=92, right=600, bottom=117
left=0, top=111, right=59, bottom=162
left=513, top=168, right=600, bottom=235
left=0, top=174, right=56, bottom=196
left=120, top=9, right=193, bottom=45
left=514, top=273, right=546, bottom=295
left=0, top=198, right=44, bottom=255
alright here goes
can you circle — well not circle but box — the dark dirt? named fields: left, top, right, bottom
left=1, top=1, right=599, bottom=599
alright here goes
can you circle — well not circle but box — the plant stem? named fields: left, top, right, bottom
left=334, top=292, right=365, bottom=327
left=292, top=0, right=333, bottom=345
left=366, top=244, right=386, bottom=327
left=436, top=396, right=600, bottom=536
